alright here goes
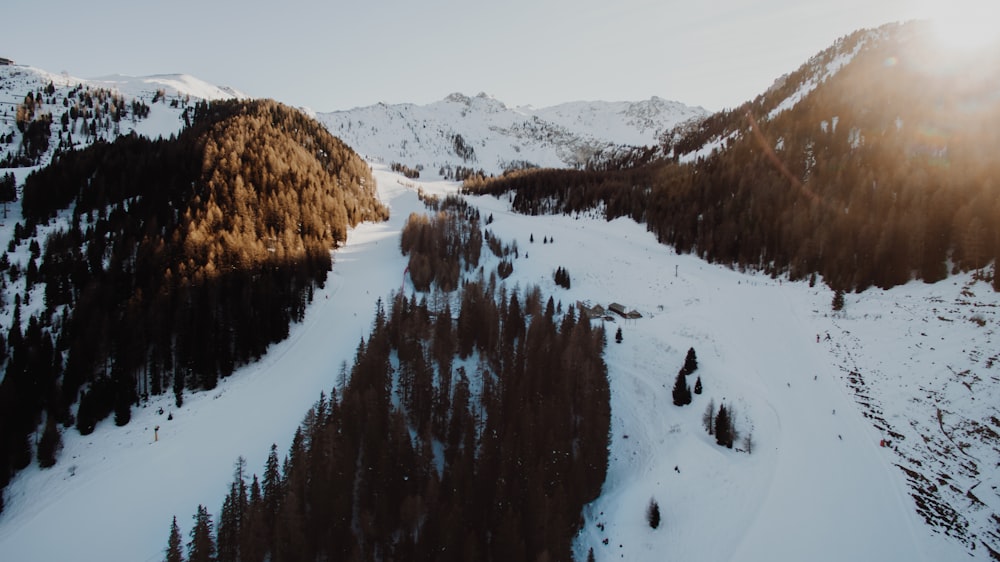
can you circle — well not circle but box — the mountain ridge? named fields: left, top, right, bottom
left=316, top=92, right=708, bottom=176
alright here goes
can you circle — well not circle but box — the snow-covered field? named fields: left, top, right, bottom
left=0, top=167, right=993, bottom=561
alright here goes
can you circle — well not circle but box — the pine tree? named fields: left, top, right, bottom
left=165, top=515, right=184, bottom=562
left=681, top=347, right=698, bottom=375
left=615, top=326, right=623, bottom=344
left=671, top=371, right=691, bottom=406
left=187, top=505, right=216, bottom=562
left=261, top=443, right=282, bottom=527
left=693, top=376, right=702, bottom=395
left=646, top=497, right=661, bottom=529
left=715, top=404, right=733, bottom=448
left=219, top=460, right=252, bottom=561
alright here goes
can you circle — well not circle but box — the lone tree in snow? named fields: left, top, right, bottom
left=646, top=497, right=661, bottom=529
left=615, top=326, right=623, bottom=344
left=681, top=347, right=698, bottom=375
left=693, top=375, right=703, bottom=395
left=715, top=403, right=734, bottom=448
left=672, top=371, right=692, bottom=406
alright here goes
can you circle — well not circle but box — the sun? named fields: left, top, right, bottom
left=923, top=0, right=1000, bottom=51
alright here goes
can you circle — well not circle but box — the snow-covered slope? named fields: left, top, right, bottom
left=0, top=167, right=990, bottom=561
left=317, top=93, right=707, bottom=175
left=0, top=65, right=242, bottom=169
left=87, top=73, right=245, bottom=103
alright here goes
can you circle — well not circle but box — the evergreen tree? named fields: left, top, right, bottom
left=188, top=505, right=216, bottom=562
left=165, top=515, right=184, bottom=562
left=217, top=492, right=238, bottom=561
left=615, top=326, right=623, bottom=344
left=671, top=371, right=691, bottom=406
left=646, top=497, right=661, bottom=529
left=693, top=376, right=702, bottom=395
left=715, top=404, right=733, bottom=448
left=681, top=347, right=698, bottom=375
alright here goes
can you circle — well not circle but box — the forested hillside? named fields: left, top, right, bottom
left=0, top=99, right=388, bottom=510
left=170, top=205, right=611, bottom=562
left=465, top=22, right=1000, bottom=292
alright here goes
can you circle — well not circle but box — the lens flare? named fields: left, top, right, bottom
left=924, top=0, right=1000, bottom=51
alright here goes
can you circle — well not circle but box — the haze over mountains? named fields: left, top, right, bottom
left=0, top=18, right=999, bottom=562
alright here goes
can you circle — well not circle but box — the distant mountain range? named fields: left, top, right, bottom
left=315, top=93, right=708, bottom=175
left=1, top=64, right=706, bottom=178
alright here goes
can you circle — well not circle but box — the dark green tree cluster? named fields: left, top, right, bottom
left=554, top=265, right=571, bottom=289
left=464, top=22, right=1000, bottom=293
left=0, top=99, right=388, bottom=507
left=0, top=172, right=16, bottom=203
left=171, top=274, right=611, bottom=561
left=452, top=133, right=475, bottom=162
left=672, top=347, right=699, bottom=406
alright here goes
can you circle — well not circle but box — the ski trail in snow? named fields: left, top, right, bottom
left=727, top=285, right=928, bottom=562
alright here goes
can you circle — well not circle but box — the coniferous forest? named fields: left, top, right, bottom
left=171, top=207, right=611, bottom=560
left=463, top=26, right=1000, bottom=293
left=0, top=99, right=388, bottom=507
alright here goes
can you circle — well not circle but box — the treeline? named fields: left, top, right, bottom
left=171, top=275, right=611, bottom=561
left=0, top=99, right=387, bottom=508
left=465, top=24, right=1000, bottom=292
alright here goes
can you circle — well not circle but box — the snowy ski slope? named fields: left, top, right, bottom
left=0, top=167, right=990, bottom=561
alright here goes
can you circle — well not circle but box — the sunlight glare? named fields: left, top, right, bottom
left=924, top=0, right=1000, bottom=51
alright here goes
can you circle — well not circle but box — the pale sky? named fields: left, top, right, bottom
left=4, top=1, right=938, bottom=112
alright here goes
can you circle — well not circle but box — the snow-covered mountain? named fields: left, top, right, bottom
left=0, top=64, right=243, bottom=170
left=316, top=92, right=707, bottom=175
left=2, top=63, right=705, bottom=179
left=2, top=24, right=999, bottom=560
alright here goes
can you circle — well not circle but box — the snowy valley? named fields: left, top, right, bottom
left=0, top=166, right=994, bottom=560
left=1, top=23, right=1000, bottom=561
